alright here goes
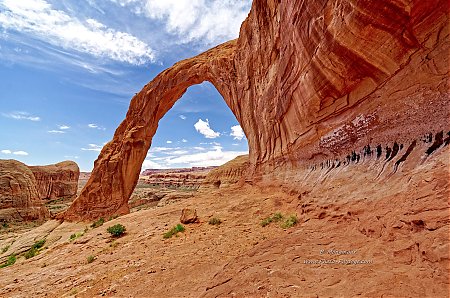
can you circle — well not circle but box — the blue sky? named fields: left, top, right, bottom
left=0, top=0, right=251, bottom=171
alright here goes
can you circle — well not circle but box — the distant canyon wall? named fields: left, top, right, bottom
left=63, top=0, right=449, bottom=221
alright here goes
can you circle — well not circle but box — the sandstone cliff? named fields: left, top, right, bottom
left=63, top=0, right=449, bottom=221
left=29, top=161, right=79, bottom=201
left=201, top=155, right=249, bottom=189
left=0, top=160, right=49, bottom=221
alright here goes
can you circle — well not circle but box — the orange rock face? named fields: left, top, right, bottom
left=0, top=160, right=49, bottom=221
left=63, top=0, right=449, bottom=221
left=29, top=161, right=80, bottom=201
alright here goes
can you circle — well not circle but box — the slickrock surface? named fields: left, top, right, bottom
left=0, top=160, right=49, bottom=221
left=0, top=144, right=447, bottom=297
left=29, top=161, right=80, bottom=201
left=62, top=0, right=449, bottom=220
left=201, top=154, right=249, bottom=189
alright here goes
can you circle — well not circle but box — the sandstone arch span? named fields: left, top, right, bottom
left=62, top=41, right=242, bottom=221
left=63, top=0, right=449, bottom=221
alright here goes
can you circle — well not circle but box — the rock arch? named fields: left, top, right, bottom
left=62, top=0, right=449, bottom=221
left=62, top=41, right=242, bottom=221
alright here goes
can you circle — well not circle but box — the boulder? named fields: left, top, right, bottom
left=180, top=208, right=199, bottom=224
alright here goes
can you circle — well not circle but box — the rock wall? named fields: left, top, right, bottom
left=201, top=155, right=249, bottom=190
left=62, top=0, right=449, bottom=221
left=0, top=160, right=49, bottom=221
left=29, top=161, right=79, bottom=201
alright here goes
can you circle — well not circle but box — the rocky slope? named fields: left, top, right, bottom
left=200, top=155, right=249, bottom=189
left=0, top=160, right=49, bottom=222
left=0, top=143, right=447, bottom=297
left=29, top=161, right=80, bottom=201
left=62, top=0, right=449, bottom=221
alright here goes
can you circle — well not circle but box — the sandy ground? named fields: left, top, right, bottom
left=0, top=145, right=448, bottom=297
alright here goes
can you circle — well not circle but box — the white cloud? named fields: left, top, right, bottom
left=182, top=139, right=188, bottom=143
left=13, top=151, right=29, bottom=156
left=142, top=0, right=251, bottom=44
left=179, top=115, right=187, bottom=120
left=142, top=159, right=167, bottom=169
left=2, top=111, right=40, bottom=121
left=0, top=0, right=155, bottom=65
left=48, top=130, right=65, bottom=134
left=194, top=119, right=220, bottom=139
left=1, top=149, right=29, bottom=156
left=165, top=147, right=247, bottom=167
left=81, top=143, right=103, bottom=152
left=59, top=125, right=70, bottom=130
left=230, top=125, right=245, bottom=140
left=88, top=123, right=106, bottom=130
left=166, top=140, right=172, bottom=144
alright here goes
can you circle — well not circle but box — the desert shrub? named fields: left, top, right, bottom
left=32, top=239, right=46, bottom=250
left=0, top=255, right=16, bottom=268
left=108, top=215, right=119, bottom=221
left=261, top=212, right=283, bottom=227
left=69, top=232, right=84, bottom=241
left=91, top=218, right=105, bottom=228
left=163, top=224, right=185, bottom=239
left=281, top=215, right=298, bottom=229
left=1, top=222, right=8, bottom=229
left=208, top=217, right=222, bottom=225
left=24, top=248, right=37, bottom=259
left=107, top=224, right=126, bottom=237
left=261, top=213, right=297, bottom=229
left=1, top=245, right=9, bottom=253
left=87, top=255, right=95, bottom=263
left=24, top=239, right=46, bottom=259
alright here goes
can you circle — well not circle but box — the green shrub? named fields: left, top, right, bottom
left=24, top=239, right=46, bottom=259
left=69, top=232, right=83, bottom=241
left=261, top=212, right=281, bottom=226
left=163, top=224, right=185, bottom=239
left=0, top=255, right=16, bottom=268
left=108, top=215, right=119, bottom=221
left=1, top=222, right=8, bottom=229
left=107, top=224, right=126, bottom=237
left=281, top=215, right=298, bottom=229
left=32, top=239, right=46, bottom=250
left=87, top=255, right=95, bottom=263
left=261, top=213, right=298, bottom=229
left=24, top=248, right=37, bottom=259
left=1, top=245, right=9, bottom=253
left=91, top=218, right=105, bottom=228
left=208, top=217, right=222, bottom=225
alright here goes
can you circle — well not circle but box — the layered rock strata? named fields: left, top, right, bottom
left=0, top=160, right=49, bottom=221
left=63, top=0, right=449, bottom=221
left=29, top=161, right=79, bottom=200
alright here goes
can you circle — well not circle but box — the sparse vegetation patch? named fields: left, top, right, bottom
left=24, top=239, right=46, bottom=259
left=163, top=224, right=185, bottom=239
left=91, top=217, right=105, bottom=228
left=261, top=213, right=298, bottom=229
left=87, top=255, right=95, bottom=263
left=69, top=232, right=84, bottom=241
left=0, top=254, right=16, bottom=268
left=107, top=224, right=126, bottom=237
left=208, top=217, right=222, bottom=225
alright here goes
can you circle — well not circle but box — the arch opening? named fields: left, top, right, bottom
left=61, top=41, right=248, bottom=221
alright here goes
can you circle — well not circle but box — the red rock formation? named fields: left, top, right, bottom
left=63, top=0, right=449, bottom=221
left=0, top=160, right=49, bottom=221
left=29, top=161, right=80, bottom=200
left=201, top=155, right=249, bottom=189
